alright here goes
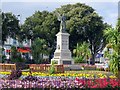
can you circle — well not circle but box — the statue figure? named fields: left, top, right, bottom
left=56, top=12, right=66, bottom=33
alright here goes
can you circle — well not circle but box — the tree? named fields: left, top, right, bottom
left=2, top=12, right=20, bottom=44
left=31, top=38, right=48, bottom=63
left=22, top=3, right=107, bottom=64
left=104, top=18, right=120, bottom=77
left=22, top=11, right=60, bottom=60
left=0, top=11, right=1, bottom=62
left=54, top=3, right=107, bottom=65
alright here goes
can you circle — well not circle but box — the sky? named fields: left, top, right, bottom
left=1, top=1, right=119, bottom=27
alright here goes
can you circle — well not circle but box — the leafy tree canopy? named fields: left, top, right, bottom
left=22, top=3, right=109, bottom=64
left=104, top=18, right=120, bottom=77
left=54, top=3, right=108, bottom=64
left=2, top=12, right=20, bottom=44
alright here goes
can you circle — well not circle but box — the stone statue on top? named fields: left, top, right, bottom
left=56, top=12, right=66, bottom=33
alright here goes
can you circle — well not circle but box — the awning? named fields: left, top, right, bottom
left=17, top=48, right=31, bottom=53
left=6, top=48, right=31, bottom=53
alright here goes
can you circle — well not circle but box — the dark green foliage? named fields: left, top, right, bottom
left=11, top=46, right=25, bottom=63
left=2, top=12, right=20, bottom=44
left=1, top=55, right=6, bottom=63
left=22, top=11, right=60, bottom=60
left=21, top=3, right=108, bottom=64
left=73, top=42, right=90, bottom=63
left=54, top=3, right=108, bottom=64
left=0, top=48, right=5, bottom=63
left=104, top=18, right=120, bottom=77
left=31, top=38, right=48, bottom=64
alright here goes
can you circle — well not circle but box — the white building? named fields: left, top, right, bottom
left=3, top=37, right=31, bottom=59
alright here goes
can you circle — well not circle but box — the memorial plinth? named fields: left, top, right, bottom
left=51, top=32, right=74, bottom=65
left=51, top=13, right=74, bottom=65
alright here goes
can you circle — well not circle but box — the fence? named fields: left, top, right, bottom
left=29, top=64, right=64, bottom=73
left=0, top=63, right=16, bottom=71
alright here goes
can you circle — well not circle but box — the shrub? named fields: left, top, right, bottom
left=49, top=60, right=56, bottom=74
left=74, top=56, right=86, bottom=63
left=11, top=57, right=26, bottom=63
left=49, top=65, right=55, bottom=74
left=52, top=60, right=58, bottom=64
left=11, top=46, right=26, bottom=63
left=109, top=52, right=118, bottom=76
left=2, top=55, right=6, bottom=63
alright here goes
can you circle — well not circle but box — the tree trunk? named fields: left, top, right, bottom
left=89, top=41, right=97, bottom=65
left=91, top=53, right=96, bottom=65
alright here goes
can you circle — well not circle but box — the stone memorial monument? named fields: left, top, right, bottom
left=51, top=13, right=74, bottom=65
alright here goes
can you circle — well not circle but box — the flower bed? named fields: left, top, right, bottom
left=0, top=71, right=117, bottom=79
left=0, top=72, right=11, bottom=75
left=0, top=77, right=120, bottom=89
left=0, top=71, right=119, bottom=89
left=21, top=72, right=117, bottom=79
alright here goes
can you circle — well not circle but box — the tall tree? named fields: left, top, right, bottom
left=22, top=3, right=108, bottom=64
left=22, top=11, right=60, bottom=60
left=0, top=10, right=2, bottom=62
left=0, top=10, right=2, bottom=45
left=2, top=12, right=20, bottom=44
left=54, top=3, right=107, bottom=65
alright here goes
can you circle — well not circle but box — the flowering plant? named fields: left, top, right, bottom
left=0, top=71, right=117, bottom=79
left=0, top=77, right=119, bottom=89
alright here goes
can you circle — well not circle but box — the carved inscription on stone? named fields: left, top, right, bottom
left=63, top=61, right=71, bottom=64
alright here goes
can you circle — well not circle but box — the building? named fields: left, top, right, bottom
left=3, top=37, right=32, bottom=60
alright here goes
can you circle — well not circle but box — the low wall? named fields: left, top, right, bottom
left=0, top=63, right=16, bottom=71
left=29, top=64, right=64, bottom=73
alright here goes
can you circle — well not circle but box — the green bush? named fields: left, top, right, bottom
left=49, top=60, right=56, bottom=74
left=49, top=65, right=55, bottom=74
left=104, top=48, right=118, bottom=76
left=11, top=46, right=26, bottom=63
left=11, top=57, right=25, bottom=63
left=109, top=52, right=118, bottom=76
left=51, top=60, right=58, bottom=64
left=74, top=56, right=86, bottom=63
left=2, top=55, right=6, bottom=63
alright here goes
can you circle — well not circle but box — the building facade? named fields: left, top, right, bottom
left=3, top=37, right=31, bottom=60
